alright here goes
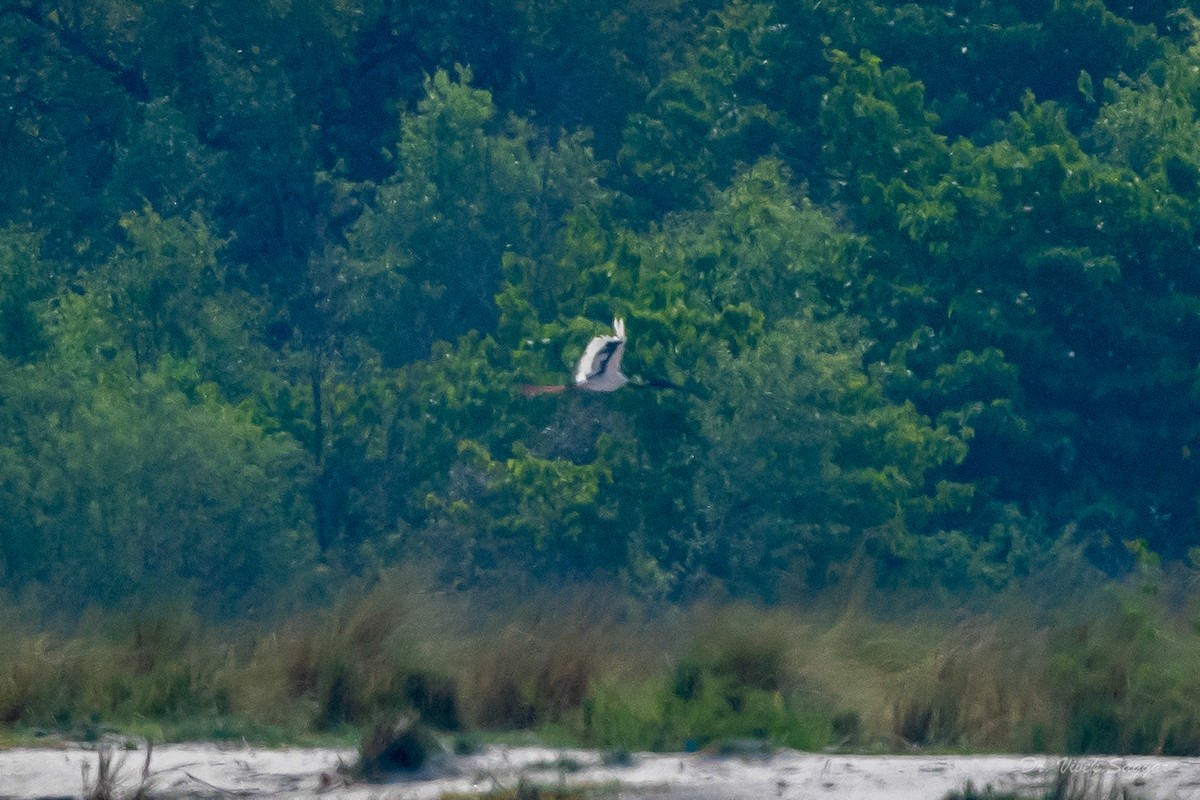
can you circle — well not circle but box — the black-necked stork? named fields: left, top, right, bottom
left=522, top=318, right=629, bottom=396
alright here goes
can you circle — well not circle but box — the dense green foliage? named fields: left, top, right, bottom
left=4, top=0, right=1200, bottom=614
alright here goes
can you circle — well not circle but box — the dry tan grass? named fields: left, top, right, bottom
left=459, top=588, right=635, bottom=729
left=1, top=569, right=1198, bottom=756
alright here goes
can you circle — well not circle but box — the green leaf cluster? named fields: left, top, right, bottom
left=3, top=0, right=1200, bottom=610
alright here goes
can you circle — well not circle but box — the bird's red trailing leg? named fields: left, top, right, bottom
left=520, top=384, right=569, bottom=397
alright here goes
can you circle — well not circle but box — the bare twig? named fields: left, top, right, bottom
left=183, top=771, right=257, bottom=797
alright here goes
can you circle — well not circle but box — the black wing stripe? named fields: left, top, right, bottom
left=587, top=340, right=620, bottom=379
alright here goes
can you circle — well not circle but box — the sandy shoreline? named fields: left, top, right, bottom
left=2, top=743, right=1199, bottom=799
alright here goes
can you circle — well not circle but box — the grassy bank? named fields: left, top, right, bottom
left=2, top=566, right=1199, bottom=756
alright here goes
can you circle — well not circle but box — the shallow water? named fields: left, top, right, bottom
left=2, top=743, right=1198, bottom=799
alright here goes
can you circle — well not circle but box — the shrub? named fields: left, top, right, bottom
left=354, top=716, right=442, bottom=777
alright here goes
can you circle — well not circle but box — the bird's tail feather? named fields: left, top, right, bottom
left=520, top=383, right=569, bottom=397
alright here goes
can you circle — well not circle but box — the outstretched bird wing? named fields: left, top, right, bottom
left=574, top=318, right=626, bottom=384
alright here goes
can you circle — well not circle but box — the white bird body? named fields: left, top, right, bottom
left=574, top=317, right=628, bottom=391
left=522, top=318, right=629, bottom=396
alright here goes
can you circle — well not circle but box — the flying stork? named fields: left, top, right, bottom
left=521, top=318, right=630, bottom=397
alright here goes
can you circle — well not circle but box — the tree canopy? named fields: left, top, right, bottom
left=3, top=0, right=1200, bottom=612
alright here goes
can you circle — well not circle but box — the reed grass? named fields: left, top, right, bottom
left=0, top=567, right=1197, bottom=757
